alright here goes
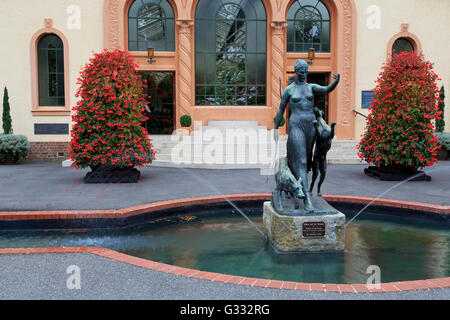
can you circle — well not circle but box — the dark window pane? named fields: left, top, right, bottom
left=392, top=38, right=414, bottom=54
left=287, top=0, right=330, bottom=53
left=57, top=74, right=65, bottom=97
left=48, top=50, right=56, bottom=72
left=128, top=0, right=175, bottom=51
left=195, top=0, right=266, bottom=106
left=56, top=49, right=64, bottom=72
left=37, top=34, right=64, bottom=106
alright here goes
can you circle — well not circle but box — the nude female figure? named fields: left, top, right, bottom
left=274, top=59, right=340, bottom=212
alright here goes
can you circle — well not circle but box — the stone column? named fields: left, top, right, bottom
left=270, top=21, right=287, bottom=130
left=176, top=19, right=194, bottom=128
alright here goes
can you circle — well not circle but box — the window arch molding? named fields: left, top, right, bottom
left=104, top=0, right=178, bottom=50
left=126, top=0, right=176, bottom=51
left=387, top=24, right=422, bottom=60
left=281, top=0, right=357, bottom=140
left=30, top=23, right=70, bottom=115
left=286, top=0, right=331, bottom=52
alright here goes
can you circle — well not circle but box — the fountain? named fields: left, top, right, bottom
left=264, top=59, right=345, bottom=252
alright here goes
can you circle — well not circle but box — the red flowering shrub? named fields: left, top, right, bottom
left=358, top=51, right=442, bottom=169
left=70, top=49, right=156, bottom=169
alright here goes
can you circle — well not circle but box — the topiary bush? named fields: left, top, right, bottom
left=0, top=134, right=29, bottom=163
left=358, top=51, right=442, bottom=170
left=180, top=114, right=192, bottom=127
left=2, top=87, right=12, bottom=134
left=436, top=86, right=445, bottom=132
left=70, top=49, right=156, bottom=169
left=436, top=132, right=450, bottom=151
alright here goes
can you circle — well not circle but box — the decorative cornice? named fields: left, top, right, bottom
left=44, top=18, right=53, bottom=29
left=270, top=21, right=287, bottom=29
left=176, top=19, right=194, bottom=28
left=401, top=23, right=409, bottom=33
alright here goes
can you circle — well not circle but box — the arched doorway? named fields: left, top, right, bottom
left=282, top=0, right=356, bottom=139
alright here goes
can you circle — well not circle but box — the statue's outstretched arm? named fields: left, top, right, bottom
left=312, top=74, right=340, bottom=94
left=274, top=87, right=290, bottom=129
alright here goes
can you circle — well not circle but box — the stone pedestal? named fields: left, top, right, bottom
left=263, top=201, right=345, bottom=252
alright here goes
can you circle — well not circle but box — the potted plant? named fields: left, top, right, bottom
left=358, top=51, right=442, bottom=181
left=180, top=114, right=192, bottom=128
left=177, top=114, right=192, bottom=135
left=69, top=49, right=156, bottom=183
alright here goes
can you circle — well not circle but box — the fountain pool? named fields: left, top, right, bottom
left=0, top=205, right=448, bottom=284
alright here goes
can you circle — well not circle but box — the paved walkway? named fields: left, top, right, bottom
left=0, top=161, right=449, bottom=299
left=0, top=161, right=449, bottom=211
left=0, top=252, right=448, bottom=300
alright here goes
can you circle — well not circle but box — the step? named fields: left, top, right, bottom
left=327, top=153, right=359, bottom=160
left=63, top=133, right=360, bottom=168
left=154, top=153, right=278, bottom=163
left=149, top=160, right=269, bottom=169
left=152, top=140, right=287, bottom=149
left=155, top=147, right=287, bottom=157
left=206, top=120, right=259, bottom=128
left=188, top=127, right=271, bottom=138
left=328, top=158, right=365, bottom=164
left=150, top=157, right=365, bottom=169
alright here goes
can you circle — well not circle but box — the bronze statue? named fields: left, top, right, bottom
left=310, top=108, right=336, bottom=196
left=274, top=157, right=305, bottom=211
left=274, top=59, right=340, bottom=212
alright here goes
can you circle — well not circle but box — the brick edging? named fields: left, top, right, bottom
left=0, top=246, right=448, bottom=293
left=323, top=195, right=450, bottom=214
left=0, top=194, right=448, bottom=294
left=0, top=193, right=448, bottom=221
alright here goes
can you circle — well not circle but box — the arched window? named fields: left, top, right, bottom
left=287, top=0, right=330, bottom=52
left=392, top=37, right=414, bottom=55
left=37, top=34, right=65, bottom=106
left=195, top=0, right=267, bottom=106
left=128, top=0, right=175, bottom=51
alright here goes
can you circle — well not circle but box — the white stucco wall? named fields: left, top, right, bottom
left=0, top=0, right=104, bottom=142
left=354, top=0, right=450, bottom=139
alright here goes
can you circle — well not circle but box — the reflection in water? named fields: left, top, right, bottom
left=0, top=211, right=448, bottom=284
left=346, top=166, right=448, bottom=226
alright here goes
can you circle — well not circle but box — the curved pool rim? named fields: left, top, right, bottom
left=0, top=194, right=449, bottom=293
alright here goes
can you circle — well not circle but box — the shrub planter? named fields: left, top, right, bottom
left=69, top=50, right=155, bottom=182
left=0, top=134, right=30, bottom=164
left=84, top=165, right=140, bottom=183
left=436, top=146, right=448, bottom=160
left=364, top=166, right=431, bottom=181
left=0, top=153, right=20, bottom=165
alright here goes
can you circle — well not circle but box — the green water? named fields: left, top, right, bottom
left=0, top=211, right=448, bottom=284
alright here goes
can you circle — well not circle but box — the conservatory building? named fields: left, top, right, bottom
left=0, top=0, right=448, bottom=162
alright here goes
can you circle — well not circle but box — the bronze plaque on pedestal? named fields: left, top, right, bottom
left=302, top=221, right=326, bottom=238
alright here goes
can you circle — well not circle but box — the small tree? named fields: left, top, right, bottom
left=436, top=86, right=445, bottom=132
left=2, top=87, right=12, bottom=134
left=358, top=51, right=442, bottom=170
left=70, top=49, right=155, bottom=169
